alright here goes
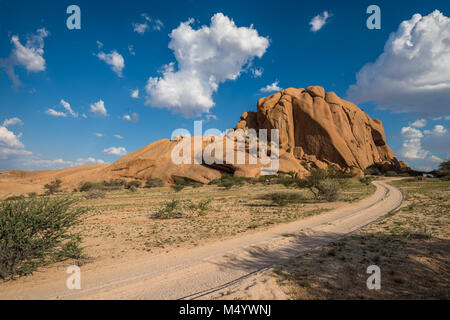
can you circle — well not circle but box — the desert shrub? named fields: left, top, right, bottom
left=364, top=165, right=382, bottom=176
left=275, top=176, right=297, bottom=188
left=359, top=176, right=375, bottom=185
left=327, top=166, right=354, bottom=179
left=27, top=192, right=38, bottom=198
left=78, top=181, right=104, bottom=192
left=293, top=169, right=340, bottom=202
left=83, top=190, right=106, bottom=199
left=4, top=195, right=25, bottom=201
left=210, top=175, right=248, bottom=189
left=152, top=199, right=183, bottom=219
left=385, top=171, right=398, bottom=177
left=197, top=199, right=211, bottom=215
left=264, top=192, right=307, bottom=206
left=317, top=179, right=340, bottom=202
left=44, top=179, right=62, bottom=195
left=0, top=197, right=87, bottom=280
left=102, top=179, right=126, bottom=187
left=185, top=199, right=212, bottom=216
left=145, top=178, right=164, bottom=188
left=436, top=160, right=450, bottom=180
left=125, top=180, right=142, bottom=189
left=171, top=184, right=185, bottom=192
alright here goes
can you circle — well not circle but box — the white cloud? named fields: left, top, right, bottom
left=45, top=99, right=78, bottom=118
left=251, top=67, right=263, bottom=78
left=131, top=89, right=139, bottom=99
left=90, top=100, right=108, bottom=117
left=60, top=99, right=78, bottom=117
left=260, top=81, right=282, bottom=93
left=428, top=155, right=443, bottom=163
left=0, top=126, right=24, bottom=148
left=0, top=28, right=49, bottom=86
left=96, top=40, right=103, bottom=49
left=399, top=138, right=429, bottom=160
left=2, top=117, right=23, bottom=127
left=133, top=13, right=164, bottom=34
left=145, top=13, right=269, bottom=117
left=97, top=50, right=125, bottom=77
left=103, top=147, right=127, bottom=156
left=95, top=133, right=104, bottom=137
left=45, top=109, right=67, bottom=117
left=347, top=10, right=450, bottom=117
left=401, top=126, right=423, bottom=139
left=410, top=119, right=426, bottom=128
left=113, top=134, right=123, bottom=139
left=123, top=112, right=139, bottom=122
left=309, top=11, right=331, bottom=32
left=75, top=157, right=105, bottom=165
left=424, top=124, right=447, bottom=136
left=11, top=28, right=49, bottom=72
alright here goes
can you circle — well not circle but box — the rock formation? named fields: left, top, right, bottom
left=0, top=85, right=409, bottom=196
left=236, top=86, right=405, bottom=173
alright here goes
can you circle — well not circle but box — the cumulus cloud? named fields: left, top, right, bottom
left=410, top=119, right=427, bottom=128
left=45, top=99, right=78, bottom=118
left=131, top=89, right=139, bottom=99
left=60, top=99, right=78, bottom=117
left=0, top=126, right=24, bottom=149
left=113, top=134, right=123, bottom=139
left=309, top=11, right=331, bottom=32
left=123, top=112, right=139, bottom=122
left=347, top=10, right=450, bottom=117
left=401, top=126, right=423, bottom=139
left=2, top=117, right=23, bottom=127
left=96, top=50, right=125, bottom=77
left=399, top=138, right=429, bottom=160
left=103, top=147, right=127, bottom=156
left=45, top=109, right=67, bottom=117
left=133, top=13, right=164, bottom=34
left=260, top=81, right=282, bottom=93
left=251, top=68, right=263, bottom=78
left=90, top=100, right=108, bottom=117
left=145, top=13, right=269, bottom=117
left=424, top=124, right=447, bottom=136
left=0, top=28, right=49, bottom=86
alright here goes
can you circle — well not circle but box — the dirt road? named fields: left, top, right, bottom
left=0, top=179, right=403, bottom=300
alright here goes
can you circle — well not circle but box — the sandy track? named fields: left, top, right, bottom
left=0, top=180, right=403, bottom=300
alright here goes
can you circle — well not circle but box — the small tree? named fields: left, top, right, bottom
left=44, top=179, right=62, bottom=195
left=294, top=169, right=340, bottom=202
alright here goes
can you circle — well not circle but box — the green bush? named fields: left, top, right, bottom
left=78, top=181, right=105, bottom=192
left=44, top=179, right=62, bottom=195
left=264, top=192, right=307, bottom=206
left=125, top=180, right=142, bottom=189
left=385, top=171, right=398, bottom=177
left=171, top=184, right=185, bottom=192
left=4, top=195, right=25, bottom=201
left=102, top=179, right=126, bottom=187
left=0, top=197, right=87, bottom=280
left=145, top=178, right=164, bottom=188
left=359, top=176, right=375, bottom=185
left=209, top=175, right=248, bottom=189
left=293, top=169, right=340, bottom=202
left=152, top=199, right=183, bottom=219
left=317, top=179, right=340, bottom=202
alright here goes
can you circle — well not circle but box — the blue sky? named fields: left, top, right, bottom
left=0, top=0, right=449, bottom=171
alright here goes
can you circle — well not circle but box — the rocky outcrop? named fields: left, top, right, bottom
left=237, top=86, right=404, bottom=172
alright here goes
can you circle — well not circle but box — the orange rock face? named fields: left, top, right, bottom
left=237, top=86, right=401, bottom=171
